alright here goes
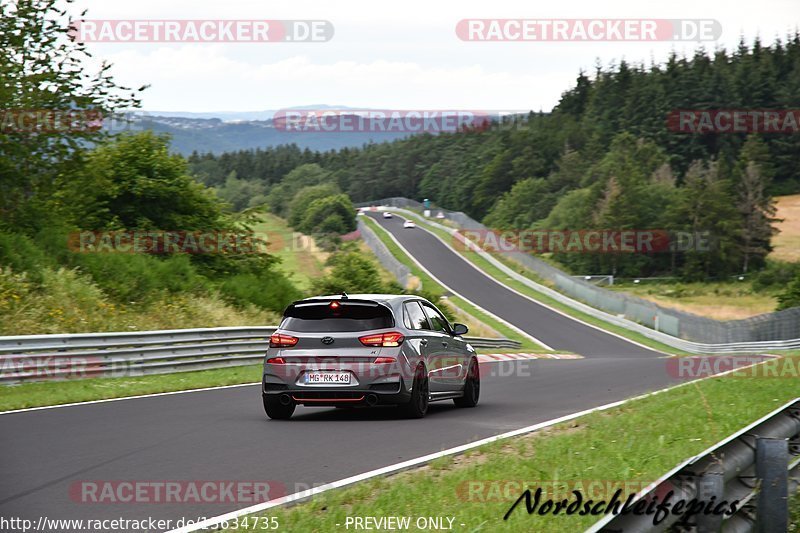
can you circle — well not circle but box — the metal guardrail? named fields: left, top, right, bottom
left=369, top=203, right=800, bottom=354
left=588, top=397, right=800, bottom=532
left=0, top=327, right=520, bottom=384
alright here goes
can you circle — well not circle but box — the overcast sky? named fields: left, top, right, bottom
left=72, top=0, right=800, bottom=113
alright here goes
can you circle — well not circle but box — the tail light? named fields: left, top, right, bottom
left=270, top=334, right=298, bottom=348
left=359, top=332, right=405, bottom=347
left=373, top=357, right=396, bottom=364
left=266, top=357, right=287, bottom=364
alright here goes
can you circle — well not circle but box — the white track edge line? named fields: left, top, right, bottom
left=0, top=382, right=261, bottom=415
left=168, top=357, right=771, bottom=533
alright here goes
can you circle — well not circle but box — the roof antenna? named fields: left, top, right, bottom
left=341, top=291, right=349, bottom=300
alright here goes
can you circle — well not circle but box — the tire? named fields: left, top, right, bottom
left=263, top=395, right=295, bottom=420
left=454, top=358, right=480, bottom=408
left=401, top=364, right=429, bottom=418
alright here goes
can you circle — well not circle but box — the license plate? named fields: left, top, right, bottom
left=304, top=371, right=351, bottom=384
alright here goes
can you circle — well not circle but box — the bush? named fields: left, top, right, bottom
left=752, top=261, right=800, bottom=291
left=298, top=194, right=356, bottom=235
left=0, top=266, right=282, bottom=335
left=0, top=231, right=52, bottom=283
left=0, top=267, right=32, bottom=315
left=315, top=214, right=349, bottom=235
left=287, top=183, right=341, bottom=228
left=62, top=131, right=227, bottom=231
left=219, top=272, right=301, bottom=312
left=777, top=274, right=800, bottom=311
left=312, top=251, right=388, bottom=295
left=72, top=253, right=207, bottom=303
left=215, top=173, right=266, bottom=212
left=266, top=164, right=334, bottom=217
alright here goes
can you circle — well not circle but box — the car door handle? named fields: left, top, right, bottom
left=420, top=339, right=428, bottom=346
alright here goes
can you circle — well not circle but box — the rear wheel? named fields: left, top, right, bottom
left=401, top=365, right=429, bottom=418
left=263, top=395, right=295, bottom=420
left=454, top=358, right=480, bottom=408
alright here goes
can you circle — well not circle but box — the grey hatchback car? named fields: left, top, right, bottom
left=262, top=294, right=480, bottom=419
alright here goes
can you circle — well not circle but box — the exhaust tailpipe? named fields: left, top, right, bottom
left=279, top=394, right=292, bottom=406
left=366, top=394, right=378, bottom=406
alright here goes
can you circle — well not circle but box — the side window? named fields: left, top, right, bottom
left=404, top=302, right=430, bottom=330
left=421, top=303, right=450, bottom=334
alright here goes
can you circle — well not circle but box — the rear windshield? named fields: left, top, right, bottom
left=281, top=301, right=394, bottom=332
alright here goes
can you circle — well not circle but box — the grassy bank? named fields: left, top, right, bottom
left=0, top=266, right=279, bottom=336
left=608, top=280, right=778, bottom=320
left=250, top=213, right=327, bottom=291
left=225, top=375, right=800, bottom=532
left=773, top=194, right=800, bottom=262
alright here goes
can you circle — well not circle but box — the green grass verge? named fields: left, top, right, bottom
left=222, top=375, right=799, bottom=532
left=397, top=212, right=683, bottom=355
left=251, top=213, right=325, bottom=292
left=362, top=217, right=547, bottom=352
left=0, top=364, right=262, bottom=412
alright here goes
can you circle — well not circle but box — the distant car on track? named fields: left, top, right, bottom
left=382, top=211, right=393, bottom=219
left=262, top=294, right=479, bottom=420
left=403, top=220, right=416, bottom=228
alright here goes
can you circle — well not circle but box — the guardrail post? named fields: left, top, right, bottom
left=755, top=437, right=789, bottom=533
left=695, top=465, right=724, bottom=533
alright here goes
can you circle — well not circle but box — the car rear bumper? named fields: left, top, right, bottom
left=263, top=378, right=411, bottom=406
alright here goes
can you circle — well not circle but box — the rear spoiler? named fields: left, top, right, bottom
left=283, top=298, right=391, bottom=317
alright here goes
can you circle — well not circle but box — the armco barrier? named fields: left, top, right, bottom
left=588, top=397, right=800, bottom=532
left=358, top=198, right=800, bottom=349
left=0, top=327, right=520, bottom=384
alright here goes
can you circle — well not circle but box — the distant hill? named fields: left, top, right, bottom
left=131, top=114, right=413, bottom=155
left=140, top=104, right=353, bottom=122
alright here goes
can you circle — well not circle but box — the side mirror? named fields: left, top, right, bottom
left=452, top=323, right=469, bottom=336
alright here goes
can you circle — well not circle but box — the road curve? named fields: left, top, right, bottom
left=0, top=214, right=680, bottom=532
left=366, top=212, right=663, bottom=358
